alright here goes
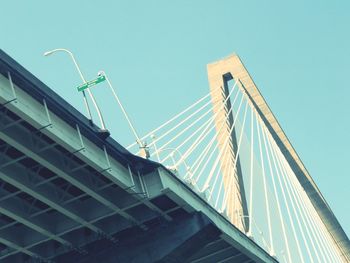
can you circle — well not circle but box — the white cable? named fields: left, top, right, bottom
left=311, top=206, right=343, bottom=262
left=185, top=87, right=241, bottom=180
left=174, top=81, right=239, bottom=167
left=193, top=109, right=240, bottom=184
left=214, top=157, right=232, bottom=209
left=306, top=197, right=343, bottom=262
left=275, top=142, right=313, bottom=262
left=248, top=107, right=254, bottom=237
left=255, top=116, right=274, bottom=256
left=280, top=154, right=324, bottom=263
left=278, top=148, right=342, bottom=262
left=278, top=152, right=342, bottom=262
left=261, top=123, right=295, bottom=263
left=200, top=116, right=238, bottom=188
left=153, top=105, right=214, bottom=158
left=283, top=147, right=338, bottom=262
left=247, top=215, right=273, bottom=253
left=218, top=151, right=236, bottom=211
left=283, top=156, right=331, bottom=262
left=267, top=130, right=308, bottom=263
left=143, top=99, right=212, bottom=152
left=268, top=130, right=308, bottom=263
left=192, top=120, right=233, bottom=186
left=268, top=130, right=313, bottom=261
left=201, top=143, right=231, bottom=191
left=127, top=87, right=221, bottom=149
left=220, top=101, right=248, bottom=214
left=192, top=94, right=245, bottom=183
left=280, top=156, right=340, bottom=262
left=183, top=115, right=227, bottom=180
left=134, top=87, right=227, bottom=153
left=159, top=113, right=220, bottom=165
left=207, top=144, right=231, bottom=201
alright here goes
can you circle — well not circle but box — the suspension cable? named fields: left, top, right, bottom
left=127, top=86, right=222, bottom=149
left=266, top=128, right=306, bottom=263
left=283, top=154, right=331, bottom=262
left=261, top=123, right=293, bottom=263
left=248, top=106, right=254, bottom=237
left=184, top=88, right=241, bottom=179
left=142, top=99, right=212, bottom=152
left=220, top=101, right=249, bottom=214
left=256, top=115, right=274, bottom=256
left=183, top=114, right=227, bottom=180
left=191, top=93, right=245, bottom=183
left=207, top=144, right=231, bottom=201
left=278, top=149, right=341, bottom=262
left=153, top=105, right=214, bottom=158
left=174, top=81, right=239, bottom=167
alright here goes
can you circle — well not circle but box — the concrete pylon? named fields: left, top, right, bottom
left=207, top=54, right=249, bottom=232
left=208, top=53, right=350, bottom=262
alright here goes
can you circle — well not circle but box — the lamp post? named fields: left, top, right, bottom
left=44, top=48, right=107, bottom=131
left=97, top=70, right=149, bottom=157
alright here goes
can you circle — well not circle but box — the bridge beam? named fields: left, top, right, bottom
left=0, top=236, right=46, bottom=263
left=0, top=144, right=177, bottom=260
left=0, top=191, right=72, bottom=246
left=0, top=154, right=165, bottom=260
left=0, top=154, right=116, bottom=241
left=54, top=212, right=223, bottom=263
left=0, top=95, right=172, bottom=260
left=0, top=116, right=149, bottom=230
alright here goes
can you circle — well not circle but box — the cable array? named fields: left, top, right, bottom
left=127, top=80, right=343, bottom=263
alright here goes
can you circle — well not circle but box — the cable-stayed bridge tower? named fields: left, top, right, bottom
left=207, top=54, right=350, bottom=262
left=207, top=58, right=250, bottom=232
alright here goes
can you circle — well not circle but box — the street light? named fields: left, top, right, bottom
left=97, top=70, right=149, bottom=158
left=44, top=48, right=107, bottom=131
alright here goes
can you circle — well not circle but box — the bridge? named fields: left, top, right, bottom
left=0, top=49, right=348, bottom=262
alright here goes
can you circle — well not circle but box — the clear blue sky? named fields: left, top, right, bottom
left=1, top=0, right=349, bottom=236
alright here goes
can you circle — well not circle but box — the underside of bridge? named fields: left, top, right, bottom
left=0, top=50, right=278, bottom=262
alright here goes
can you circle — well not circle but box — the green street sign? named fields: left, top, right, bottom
left=77, top=75, right=106, bottom=92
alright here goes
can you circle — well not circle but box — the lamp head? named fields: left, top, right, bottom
left=43, top=50, right=54, bottom=56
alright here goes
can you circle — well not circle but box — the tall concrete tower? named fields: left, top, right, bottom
left=207, top=54, right=250, bottom=232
